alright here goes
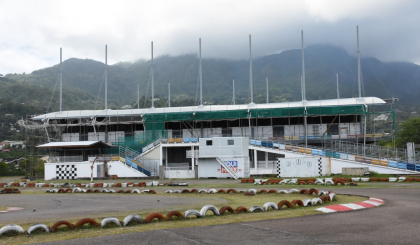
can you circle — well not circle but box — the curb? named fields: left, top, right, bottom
left=0, top=207, right=23, bottom=214
left=316, top=197, right=384, bottom=213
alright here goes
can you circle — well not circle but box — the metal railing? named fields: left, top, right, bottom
left=46, top=155, right=83, bottom=163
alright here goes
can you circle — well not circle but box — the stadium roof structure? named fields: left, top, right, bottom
left=37, top=141, right=110, bottom=148
left=32, top=97, right=386, bottom=121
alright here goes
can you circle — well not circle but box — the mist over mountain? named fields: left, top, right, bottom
left=3, top=44, right=420, bottom=113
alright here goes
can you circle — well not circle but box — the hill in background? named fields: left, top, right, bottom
left=3, top=44, right=420, bottom=113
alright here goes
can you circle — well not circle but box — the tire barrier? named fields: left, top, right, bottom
left=144, top=212, right=166, bottom=223
left=184, top=209, right=202, bottom=218
left=299, top=189, right=309, bottom=194
left=200, top=205, right=220, bottom=216
left=244, top=191, right=256, bottom=196
left=250, top=205, right=264, bottom=213
left=263, top=202, right=278, bottom=211
left=181, top=189, right=190, bottom=193
left=311, top=198, right=323, bottom=205
left=318, top=190, right=329, bottom=196
left=93, top=189, right=101, bottom=193
left=149, top=190, right=157, bottom=194
left=173, top=190, right=181, bottom=193
left=166, top=211, right=184, bottom=221
left=217, top=189, right=226, bottom=193
left=50, top=220, right=74, bottom=232
left=117, top=190, right=124, bottom=193
left=75, top=218, right=100, bottom=229
left=27, top=223, right=49, bottom=235
left=191, top=189, right=199, bottom=193
left=2, top=189, right=343, bottom=239
left=308, top=188, right=319, bottom=195
left=324, top=178, right=334, bottom=185
left=123, top=214, right=143, bottom=227
left=329, top=193, right=336, bottom=201
left=314, top=179, right=324, bottom=185
left=198, top=189, right=208, bottom=193
left=236, top=206, right=248, bottom=214
left=258, top=189, right=268, bottom=194
left=165, top=190, right=173, bottom=193
left=334, top=180, right=345, bottom=186
left=320, top=195, right=331, bottom=202
left=302, top=199, right=312, bottom=207
left=57, top=188, right=65, bottom=193
left=277, top=200, right=294, bottom=209
left=101, top=217, right=122, bottom=228
left=267, top=189, right=277, bottom=194
left=277, top=189, right=288, bottom=194
left=291, top=199, right=304, bottom=207
left=248, top=189, right=257, bottom=194
left=131, top=189, right=141, bottom=194
left=0, top=224, right=24, bottom=236
left=288, top=189, right=299, bottom=194
left=227, top=189, right=237, bottom=193
left=72, top=187, right=82, bottom=193
left=208, top=189, right=217, bottom=194
left=219, top=206, right=234, bottom=215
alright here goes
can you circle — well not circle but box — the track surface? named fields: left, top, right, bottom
left=2, top=181, right=420, bottom=244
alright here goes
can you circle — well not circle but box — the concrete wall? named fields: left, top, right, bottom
left=44, top=161, right=103, bottom=180
left=198, top=157, right=247, bottom=178
left=165, top=169, right=195, bottom=179
left=277, top=157, right=330, bottom=177
left=199, top=137, right=248, bottom=158
left=107, top=161, right=147, bottom=178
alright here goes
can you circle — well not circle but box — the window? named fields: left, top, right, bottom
left=227, top=139, right=234, bottom=145
left=206, top=140, right=212, bottom=146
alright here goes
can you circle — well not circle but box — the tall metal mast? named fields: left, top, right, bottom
left=301, top=30, right=307, bottom=147
left=336, top=73, right=340, bottom=99
left=249, top=34, right=254, bottom=105
left=232, top=79, right=235, bottom=105
left=105, top=45, right=108, bottom=110
left=199, top=38, right=203, bottom=106
left=137, top=84, right=140, bottom=109
left=357, top=25, right=362, bottom=98
left=59, top=48, right=62, bottom=112
left=151, top=41, right=155, bottom=108
left=301, top=30, right=306, bottom=101
left=168, top=83, right=171, bottom=107
left=266, top=77, right=269, bottom=103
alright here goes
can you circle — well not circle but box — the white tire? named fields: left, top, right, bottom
left=0, top=224, right=24, bottom=235
left=123, top=214, right=143, bottom=227
left=27, top=223, right=49, bottom=235
left=200, top=205, right=220, bottom=216
left=101, top=217, right=121, bottom=227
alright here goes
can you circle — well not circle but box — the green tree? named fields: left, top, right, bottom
left=396, top=118, right=420, bottom=147
left=0, top=161, right=10, bottom=176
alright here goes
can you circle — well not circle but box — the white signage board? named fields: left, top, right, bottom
left=277, top=157, right=321, bottom=177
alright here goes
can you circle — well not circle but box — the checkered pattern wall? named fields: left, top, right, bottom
left=56, top=165, right=77, bottom=180
left=318, top=157, right=322, bottom=176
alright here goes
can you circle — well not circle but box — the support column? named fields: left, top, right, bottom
left=191, top=145, right=195, bottom=171
left=254, top=149, right=258, bottom=172
left=265, top=152, right=268, bottom=169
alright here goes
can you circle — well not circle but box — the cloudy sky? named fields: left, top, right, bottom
left=1, top=0, right=419, bottom=74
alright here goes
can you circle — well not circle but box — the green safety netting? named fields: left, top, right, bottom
left=114, top=105, right=365, bottom=149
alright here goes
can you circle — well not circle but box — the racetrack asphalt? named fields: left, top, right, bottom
left=18, top=183, right=419, bottom=245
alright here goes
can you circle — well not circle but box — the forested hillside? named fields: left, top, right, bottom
left=3, top=44, right=420, bottom=112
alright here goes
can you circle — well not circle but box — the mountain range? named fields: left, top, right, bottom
left=2, top=44, right=420, bottom=113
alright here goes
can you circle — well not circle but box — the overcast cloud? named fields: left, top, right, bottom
left=1, top=0, right=419, bottom=74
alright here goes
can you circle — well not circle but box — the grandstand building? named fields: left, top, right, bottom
left=33, top=96, right=420, bottom=181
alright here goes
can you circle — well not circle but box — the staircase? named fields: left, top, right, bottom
left=216, top=157, right=239, bottom=179
left=119, top=146, right=158, bottom=176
